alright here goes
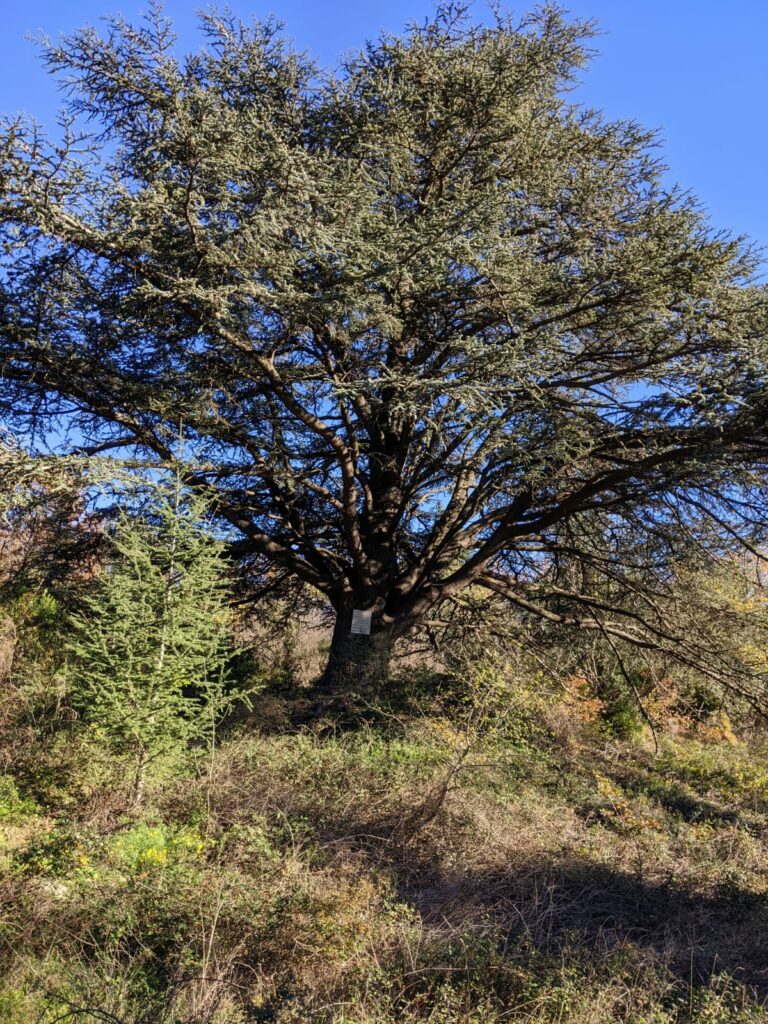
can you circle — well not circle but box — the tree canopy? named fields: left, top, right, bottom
left=2, top=5, right=768, bottom=687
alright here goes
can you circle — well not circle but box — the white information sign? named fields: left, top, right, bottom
left=350, top=608, right=373, bottom=636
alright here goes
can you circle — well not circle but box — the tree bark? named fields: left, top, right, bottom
left=321, top=605, right=394, bottom=696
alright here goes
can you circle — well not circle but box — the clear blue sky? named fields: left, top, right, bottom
left=1, top=1, right=766, bottom=254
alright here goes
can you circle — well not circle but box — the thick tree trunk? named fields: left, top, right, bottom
left=321, top=605, right=394, bottom=696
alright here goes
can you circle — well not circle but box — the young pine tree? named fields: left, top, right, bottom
left=67, top=478, right=234, bottom=796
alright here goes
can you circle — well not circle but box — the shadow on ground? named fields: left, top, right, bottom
left=401, top=853, right=768, bottom=998
left=313, top=791, right=768, bottom=1002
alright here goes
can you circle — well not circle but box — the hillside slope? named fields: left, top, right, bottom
left=2, top=682, right=768, bottom=1023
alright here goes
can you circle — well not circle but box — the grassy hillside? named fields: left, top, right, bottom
left=2, top=672, right=768, bottom=1023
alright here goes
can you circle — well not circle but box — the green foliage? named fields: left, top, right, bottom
left=0, top=775, right=38, bottom=820
left=14, top=823, right=93, bottom=877
left=3, top=707, right=768, bottom=1022
left=2, top=8, right=768, bottom=688
left=4, top=590, right=65, bottom=679
left=101, top=821, right=210, bottom=876
left=658, top=741, right=768, bottom=804
left=3, top=8, right=768, bottom=1016
left=66, top=476, right=236, bottom=788
left=594, top=668, right=648, bottom=739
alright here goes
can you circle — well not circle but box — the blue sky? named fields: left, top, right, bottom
left=1, top=1, right=766, bottom=255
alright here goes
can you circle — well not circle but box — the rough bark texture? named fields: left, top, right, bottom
left=322, top=608, right=394, bottom=695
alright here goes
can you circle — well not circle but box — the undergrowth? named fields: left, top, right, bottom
left=1, top=672, right=767, bottom=1023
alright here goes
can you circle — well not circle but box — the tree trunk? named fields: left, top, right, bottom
left=321, top=606, right=394, bottom=696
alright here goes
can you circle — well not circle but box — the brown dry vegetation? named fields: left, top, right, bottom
left=2, top=664, right=768, bottom=1024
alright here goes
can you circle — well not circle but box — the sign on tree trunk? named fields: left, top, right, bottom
left=350, top=609, right=372, bottom=636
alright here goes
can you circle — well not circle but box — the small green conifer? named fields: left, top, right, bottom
left=67, top=476, right=234, bottom=796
